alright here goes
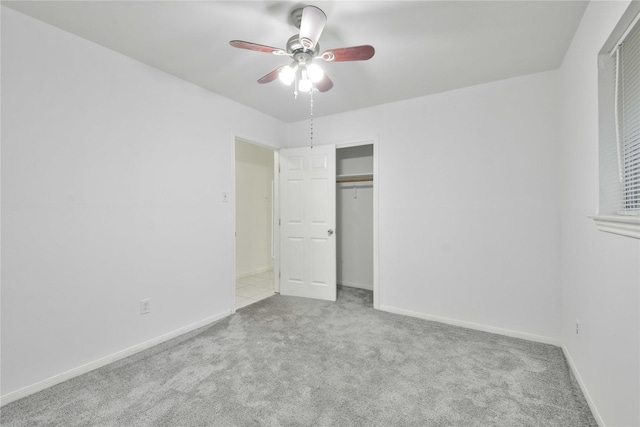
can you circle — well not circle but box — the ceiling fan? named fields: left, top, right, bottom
left=229, top=5, right=375, bottom=96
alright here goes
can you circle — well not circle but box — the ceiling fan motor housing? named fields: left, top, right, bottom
left=286, top=35, right=319, bottom=63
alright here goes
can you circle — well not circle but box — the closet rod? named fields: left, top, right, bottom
left=336, top=177, right=374, bottom=183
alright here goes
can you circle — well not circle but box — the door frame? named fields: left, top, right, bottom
left=231, top=134, right=280, bottom=313
left=231, top=134, right=379, bottom=311
left=336, top=136, right=380, bottom=309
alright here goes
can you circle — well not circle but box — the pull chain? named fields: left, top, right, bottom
left=310, top=89, right=314, bottom=149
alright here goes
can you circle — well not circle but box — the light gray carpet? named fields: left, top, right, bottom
left=1, top=286, right=596, bottom=426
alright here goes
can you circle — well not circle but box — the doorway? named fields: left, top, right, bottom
left=336, top=144, right=375, bottom=298
left=234, top=138, right=277, bottom=310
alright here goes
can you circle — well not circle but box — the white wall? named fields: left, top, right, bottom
left=558, top=2, right=639, bottom=426
left=287, top=71, right=562, bottom=343
left=1, top=7, right=285, bottom=399
left=337, top=145, right=374, bottom=177
left=235, top=141, right=274, bottom=278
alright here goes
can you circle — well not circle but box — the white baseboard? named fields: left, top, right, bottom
left=236, top=267, right=273, bottom=280
left=338, top=281, right=373, bottom=291
left=378, top=305, right=560, bottom=346
left=0, top=310, right=232, bottom=407
left=561, top=345, right=605, bottom=427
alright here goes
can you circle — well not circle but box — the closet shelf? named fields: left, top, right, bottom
left=336, top=173, right=373, bottom=183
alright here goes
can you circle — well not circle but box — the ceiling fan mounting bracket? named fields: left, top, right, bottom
left=290, top=7, right=305, bottom=30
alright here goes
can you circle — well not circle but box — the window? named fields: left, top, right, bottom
left=616, top=14, right=640, bottom=212
left=595, top=5, right=640, bottom=239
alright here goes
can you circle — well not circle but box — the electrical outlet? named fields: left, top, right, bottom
left=575, top=319, right=579, bottom=335
left=140, top=298, right=151, bottom=315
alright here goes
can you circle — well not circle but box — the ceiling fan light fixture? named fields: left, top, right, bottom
left=230, top=4, right=374, bottom=98
left=298, top=68, right=313, bottom=92
left=307, top=63, right=324, bottom=83
left=278, top=64, right=296, bottom=85
left=298, top=79, right=313, bottom=92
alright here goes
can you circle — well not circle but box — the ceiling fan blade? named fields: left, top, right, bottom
left=229, top=40, right=286, bottom=55
left=320, top=45, right=375, bottom=62
left=316, top=74, right=333, bottom=93
left=299, top=6, right=326, bottom=51
left=258, top=66, right=286, bottom=84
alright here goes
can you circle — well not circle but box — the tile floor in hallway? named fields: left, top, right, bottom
left=236, top=270, right=276, bottom=310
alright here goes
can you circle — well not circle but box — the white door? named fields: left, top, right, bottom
left=279, top=145, right=336, bottom=301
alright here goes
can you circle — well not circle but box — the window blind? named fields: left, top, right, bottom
left=600, top=11, right=640, bottom=215
left=617, top=14, right=640, bottom=212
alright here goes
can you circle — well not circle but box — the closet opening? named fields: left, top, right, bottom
left=336, top=144, right=375, bottom=305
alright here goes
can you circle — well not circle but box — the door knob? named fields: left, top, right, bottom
left=328, top=229, right=334, bottom=236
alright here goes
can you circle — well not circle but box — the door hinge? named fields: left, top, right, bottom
left=279, top=218, right=281, bottom=226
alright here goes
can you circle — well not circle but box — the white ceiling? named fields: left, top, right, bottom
left=3, top=1, right=587, bottom=123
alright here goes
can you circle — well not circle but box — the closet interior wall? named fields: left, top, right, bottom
left=336, top=145, right=374, bottom=291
